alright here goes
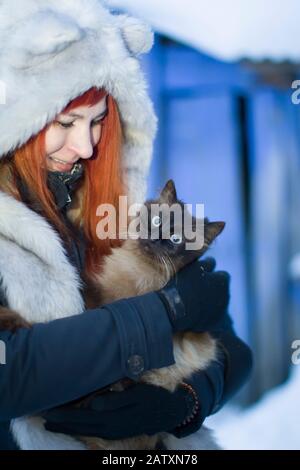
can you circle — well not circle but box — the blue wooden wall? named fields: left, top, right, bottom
left=141, top=36, right=300, bottom=403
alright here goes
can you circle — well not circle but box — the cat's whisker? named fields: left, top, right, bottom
left=158, top=253, right=168, bottom=280
left=163, top=254, right=170, bottom=276
left=159, top=252, right=175, bottom=283
left=164, top=252, right=177, bottom=281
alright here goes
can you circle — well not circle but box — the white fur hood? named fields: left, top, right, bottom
left=0, top=0, right=157, bottom=204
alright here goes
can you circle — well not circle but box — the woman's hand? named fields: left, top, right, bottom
left=42, top=383, right=195, bottom=439
left=157, top=257, right=230, bottom=333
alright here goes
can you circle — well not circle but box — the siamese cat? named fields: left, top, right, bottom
left=0, top=179, right=225, bottom=450
left=80, top=179, right=225, bottom=450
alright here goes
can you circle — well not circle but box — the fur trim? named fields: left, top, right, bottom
left=0, top=190, right=84, bottom=322
left=0, top=0, right=157, bottom=204
left=118, top=15, right=154, bottom=55
left=11, top=417, right=87, bottom=450
left=0, top=188, right=88, bottom=449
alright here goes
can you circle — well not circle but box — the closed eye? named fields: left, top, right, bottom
left=56, top=115, right=107, bottom=129
left=56, top=121, right=74, bottom=129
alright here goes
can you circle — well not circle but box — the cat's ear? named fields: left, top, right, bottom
left=204, top=221, right=225, bottom=245
left=160, top=179, right=177, bottom=204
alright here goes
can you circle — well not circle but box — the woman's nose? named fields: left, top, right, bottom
left=68, top=127, right=95, bottom=160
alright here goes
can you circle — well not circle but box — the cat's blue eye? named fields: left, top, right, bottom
left=170, top=233, right=182, bottom=244
left=152, top=216, right=161, bottom=227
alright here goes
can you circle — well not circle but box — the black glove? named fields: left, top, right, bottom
left=157, top=257, right=230, bottom=333
left=42, top=383, right=195, bottom=439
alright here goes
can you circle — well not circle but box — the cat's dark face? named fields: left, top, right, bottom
left=137, top=179, right=225, bottom=271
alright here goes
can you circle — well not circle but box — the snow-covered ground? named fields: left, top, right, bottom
left=206, top=366, right=300, bottom=450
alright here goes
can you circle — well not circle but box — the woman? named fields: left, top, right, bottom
left=0, top=0, right=252, bottom=450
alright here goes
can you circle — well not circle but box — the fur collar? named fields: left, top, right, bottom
left=0, top=187, right=88, bottom=449
left=0, top=188, right=84, bottom=323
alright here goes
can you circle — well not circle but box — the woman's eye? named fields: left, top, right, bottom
left=92, top=119, right=102, bottom=127
left=170, top=233, right=182, bottom=244
left=152, top=215, right=161, bottom=227
left=56, top=119, right=103, bottom=129
left=57, top=121, right=74, bottom=129
left=91, top=119, right=103, bottom=127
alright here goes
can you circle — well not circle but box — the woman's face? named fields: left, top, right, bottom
left=45, top=96, right=107, bottom=172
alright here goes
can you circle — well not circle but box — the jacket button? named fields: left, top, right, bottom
left=127, top=355, right=144, bottom=375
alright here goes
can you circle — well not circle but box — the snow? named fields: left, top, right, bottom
left=108, top=0, right=300, bottom=62
left=206, top=366, right=300, bottom=449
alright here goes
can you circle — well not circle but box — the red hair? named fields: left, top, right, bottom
left=9, top=87, right=126, bottom=277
